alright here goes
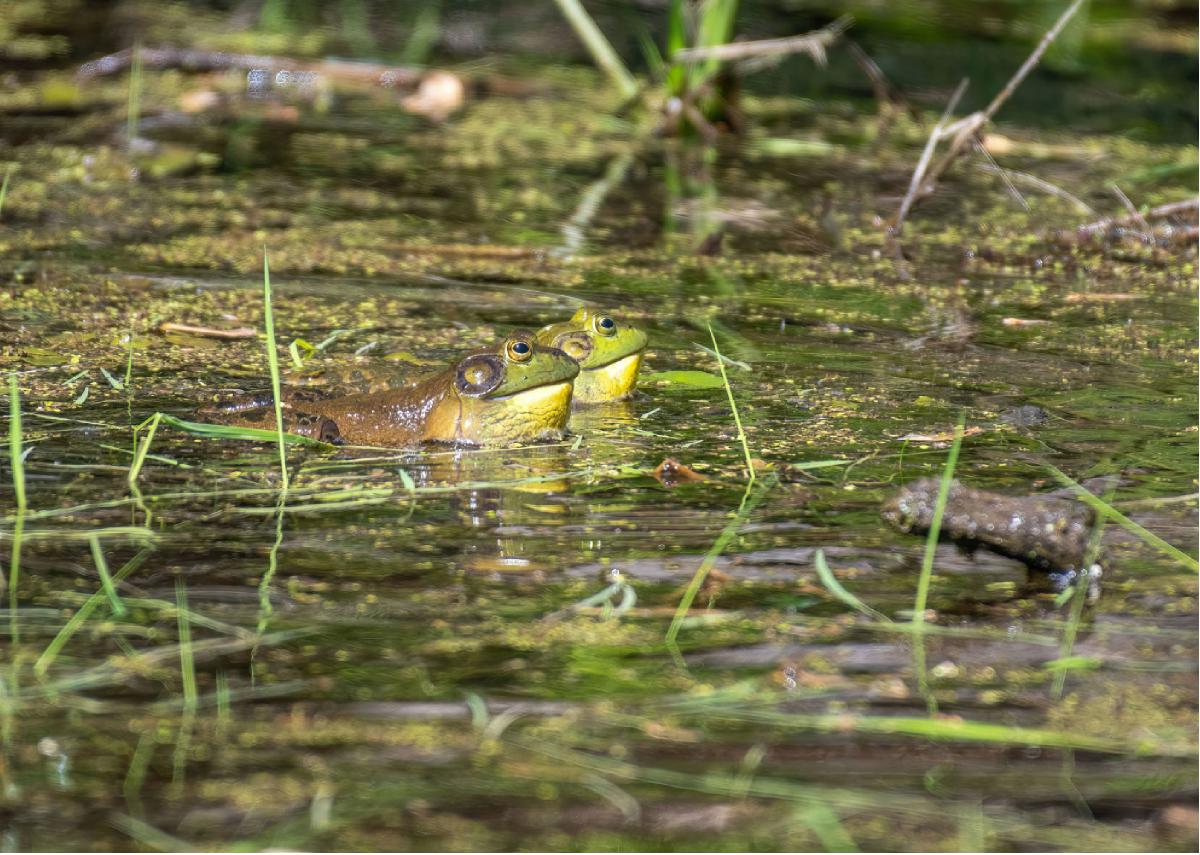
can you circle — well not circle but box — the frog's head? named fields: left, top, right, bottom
left=453, top=330, right=579, bottom=443
left=535, top=308, right=647, bottom=403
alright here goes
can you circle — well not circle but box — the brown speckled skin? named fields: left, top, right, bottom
left=882, top=478, right=1095, bottom=571
left=203, top=337, right=579, bottom=448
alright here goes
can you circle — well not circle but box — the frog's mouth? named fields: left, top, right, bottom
left=585, top=351, right=643, bottom=375
left=490, top=380, right=575, bottom=406
left=575, top=352, right=643, bottom=402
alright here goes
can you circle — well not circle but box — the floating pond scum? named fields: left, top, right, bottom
left=0, top=1, right=1196, bottom=851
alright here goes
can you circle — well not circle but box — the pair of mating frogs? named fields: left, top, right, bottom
left=202, top=308, right=647, bottom=447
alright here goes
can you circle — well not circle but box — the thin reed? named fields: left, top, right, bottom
left=0, top=164, right=14, bottom=220
left=708, top=323, right=755, bottom=482
left=551, top=0, right=638, bottom=99
left=89, top=535, right=126, bottom=618
left=910, top=416, right=966, bottom=711
left=261, top=249, right=290, bottom=489
left=1047, top=465, right=1197, bottom=571
left=176, top=580, right=198, bottom=712
left=129, top=412, right=162, bottom=485
left=35, top=546, right=153, bottom=675
left=666, top=474, right=776, bottom=647
left=814, top=548, right=890, bottom=622
left=8, top=375, right=26, bottom=512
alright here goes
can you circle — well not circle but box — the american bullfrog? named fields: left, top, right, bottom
left=200, top=331, right=579, bottom=447
left=534, top=308, right=647, bottom=404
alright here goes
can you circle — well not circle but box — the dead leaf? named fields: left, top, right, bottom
left=401, top=70, right=464, bottom=122
left=652, top=457, right=708, bottom=486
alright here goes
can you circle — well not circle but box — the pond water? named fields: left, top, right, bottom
left=0, top=3, right=1197, bottom=851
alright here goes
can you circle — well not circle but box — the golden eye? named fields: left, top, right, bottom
left=594, top=315, right=617, bottom=336
left=507, top=338, right=533, bottom=362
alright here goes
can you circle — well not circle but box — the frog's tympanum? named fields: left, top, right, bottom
left=535, top=308, right=647, bottom=404
left=201, top=331, right=579, bottom=448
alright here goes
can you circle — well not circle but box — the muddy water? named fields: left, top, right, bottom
left=1, top=36, right=1197, bottom=855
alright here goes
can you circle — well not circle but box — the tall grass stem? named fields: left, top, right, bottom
left=552, top=0, right=639, bottom=99
left=176, top=580, right=198, bottom=712
left=0, top=164, right=14, bottom=220
left=8, top=375, right=26, bottom=512
left=708, top=324, right=755, bottom=482
left=261, top=249, right=290, bottom=491
left=89, top=535, right=126, bottom=617
left=666, top=475, right=776, bottom=646
left=911, top=415, right=966, bottom=712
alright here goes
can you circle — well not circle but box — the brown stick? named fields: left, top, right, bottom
left=1053, top=197, right=1199, bottom=244
left=1109, top=184, right=1152, bottom=240
left=973, top=138, right=1028, bottom=211
left=976, top=163, right=1094, bottom=215
left=910, top=0, right=1089, bottom=207
left=672, top=16, right=851, bottom=65
left=890, top=78, right=969, bottom=237
left=158, top=322, right=256, bottom=339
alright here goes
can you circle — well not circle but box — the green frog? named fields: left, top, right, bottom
left=534, top=308, right=647, bottom=404
left=199, top=331, right=579, bottom=448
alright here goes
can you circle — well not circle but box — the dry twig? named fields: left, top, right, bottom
left=673, top=16, right=851, bottom=66
left=158, top=322, right=256, bottom=340
left=890, top=0, right=1089, bottom=235
left=891, top=78, right=969, bottom=237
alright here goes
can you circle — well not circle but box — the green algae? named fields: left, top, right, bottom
left=0, top=22, right=1196, bottom=854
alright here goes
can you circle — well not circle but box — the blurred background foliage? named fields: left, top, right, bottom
left=1, top=0, right=1196, bottom=140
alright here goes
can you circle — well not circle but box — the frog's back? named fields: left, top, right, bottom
left=307, top=371, right=461, bottom=446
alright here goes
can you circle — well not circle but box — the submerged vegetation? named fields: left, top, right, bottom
left=0, top=0, right=1197, bottom=851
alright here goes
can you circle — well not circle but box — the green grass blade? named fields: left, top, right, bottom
left=8, top=374, right=26, bottom=512
left=1052, top=481, right=1115, bottom=697
left=814, top=548, right=890, bottom=622
left=156, top=413, right=331, bottom=447
left=128, top=412, right=161, bottom=485
left=797, top=802, right=858, bottom=852
left=707, top=323, right=755, bottom=482
left=666, top=474, right=776, bottom=646
left=665, top=0, right=687, bottom=95
left=0, top=164, right=14, bottom=220
left=176, top=580, right=198, bottom=712
left=551, top=0, right=639, bottom=100
left=34, top=546, right=153, bottom=675
left=911, top=415, right=966, bottom=712
left=111, top=813, right=194, bottom=852
left=262, top=249, right=291, bottom=490
left=1045, top=465, right=1198, bottom=572
left=123, top=324, right=136, bottom=389
left=89, top=535, right=126, bottom=618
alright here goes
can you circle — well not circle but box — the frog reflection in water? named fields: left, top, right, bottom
left=535, top=308, right=647, bottom=404
left=201, top=331, right=579, bottom=448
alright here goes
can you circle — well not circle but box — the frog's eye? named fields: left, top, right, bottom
left=594, top=315, right=617, bottom=336
left=506, top=338, right=533, bottom=363
left=455, top=354, right=503, bottom=397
